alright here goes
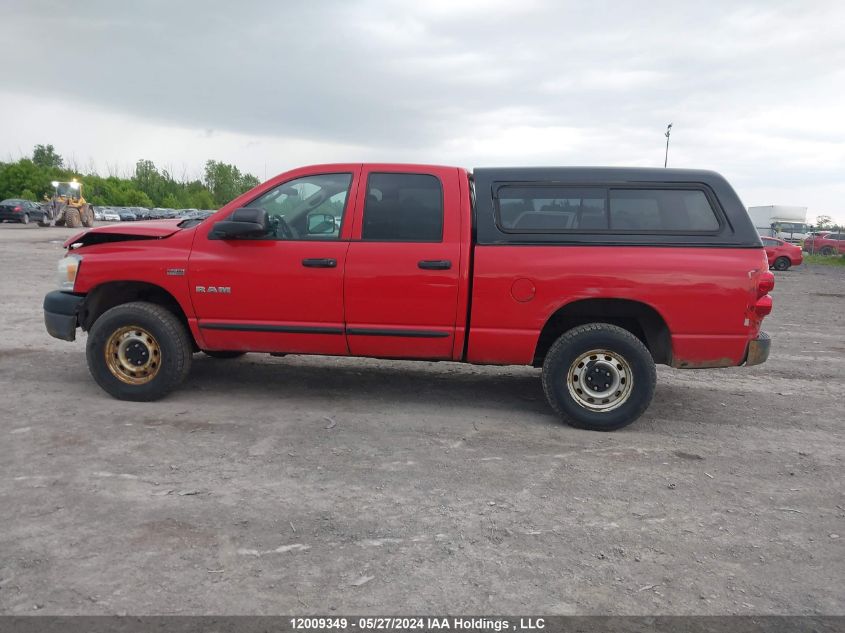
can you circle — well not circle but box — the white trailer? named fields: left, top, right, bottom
left=747, top=205, right=808, bottom=242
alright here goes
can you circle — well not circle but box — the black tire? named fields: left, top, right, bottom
left=21, top=213, right=29, bottom=224
left=820, top=247, right=835, bottom=256
left=65, top=207, right=82, bottom=228
left=541, top=323, right=656, bottom=431
left=203, top=350, right=246, bottom=359
left=86, top=301, right=192, bottom=401
left=81, top=204, right=94, bottom=228
left=773, top=257, right=791, bottom=271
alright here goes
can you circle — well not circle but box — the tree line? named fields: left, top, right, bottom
left=0, top=145, right=261, bottom=209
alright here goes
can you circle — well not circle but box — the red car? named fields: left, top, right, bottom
left=804, top=231, right=844, bottom=255
left=43, top=165, right=773, bottom=431
left=761, top=236, right=803, bottom=270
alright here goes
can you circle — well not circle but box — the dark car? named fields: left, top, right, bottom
left=116, top=209, right=137, bottom=222
left=0, top=198, right=48, bottom=225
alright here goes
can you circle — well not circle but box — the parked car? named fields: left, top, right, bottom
left=0, top=198, right=49, bottom=225
left=179, top=209, right=213, bottom=221
left=43, top=164, right=774, bottom=431
left=100, top=207, right=121, bottom=222
left=116, top=209, right=137, bottom=222
left=761, top=236, right=803, bottom=270
left=804, top=232, right=845, bottom=255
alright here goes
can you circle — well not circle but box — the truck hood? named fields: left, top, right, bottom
left=64, top=220, right=185, bottom=248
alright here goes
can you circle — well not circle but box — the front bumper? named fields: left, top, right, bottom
left=44, top=290, right=84, bottom=341
left=744, top=331, right=771, bottom=366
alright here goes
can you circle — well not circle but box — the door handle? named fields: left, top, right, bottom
left=302, top=258, right=337, bottom=268
left=418, top=259, right=452, bottom=270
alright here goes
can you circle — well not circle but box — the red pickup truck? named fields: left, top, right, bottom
left=44, top=164, right=773, bottom=431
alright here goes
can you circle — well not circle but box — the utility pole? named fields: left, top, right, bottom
left=664, top=123, right=673, bottom=167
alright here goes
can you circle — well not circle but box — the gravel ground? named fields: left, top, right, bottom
left=0, top=224, right=842, bottom=615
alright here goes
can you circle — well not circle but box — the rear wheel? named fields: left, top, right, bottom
left=64, top=207, right=82, bottom=228
left=203, top=350, right=246, bottom=359
left=541, top=323, right=656, bottom=431
left=820, top=246, right=835, bottom=256
left=773, top=256, right=791, bottom=271
left=86, top=301, right=192, bottom=401
left=21, top=213, right=29, bottom=224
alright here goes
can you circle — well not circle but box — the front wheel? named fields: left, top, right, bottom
left=820, top=247, right=835, bottom=256
left=64, top=207, right=82, bottom=228
left=541, top=323, right=656, bottom=431
left=773, top=256, right=791, bottom=271
left=86, top=302, right=192, bottom=401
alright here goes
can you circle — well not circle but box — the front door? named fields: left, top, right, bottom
left=343, top=166, right=463, bottom=359
left=188, top=168, right=360, bottom=355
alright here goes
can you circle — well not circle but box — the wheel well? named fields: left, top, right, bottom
left=80, top=281, right=198, bottom=350
left=533, top=299, right=672, bottom=366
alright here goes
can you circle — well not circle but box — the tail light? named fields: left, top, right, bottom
left=754, top=294, right=773, bottom=317
left=757, top=271, right=775, bottom=298
left=754, top=270, right=775, bottom=317
left=13, top=205, right=21, bottom=212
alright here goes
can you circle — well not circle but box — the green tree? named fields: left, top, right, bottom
left=0, top=149, right=250, bottom=210
left=203, top=160, right=260, bottom=206
left=815, top=215, right=833, bottom=229
left=32, top=144, right=63, bottom=169
left=0, top=160, right=48, bottom=201
left=121, top=189, right=154, bottom=208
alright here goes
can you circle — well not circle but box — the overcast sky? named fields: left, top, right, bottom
left=1, top=0, right=844, bottom=222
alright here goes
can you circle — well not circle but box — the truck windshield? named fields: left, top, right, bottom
left=56, top=183, right=81, bottom=198
left=776, top=222, right=805, bottom=232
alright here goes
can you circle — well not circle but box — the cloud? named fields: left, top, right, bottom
left=0, top=0, right=843, bottom=221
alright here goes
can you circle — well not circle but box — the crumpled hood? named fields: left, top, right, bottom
left=64, top=220, right=184, bottom=248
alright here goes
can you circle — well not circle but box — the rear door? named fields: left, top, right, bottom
left=343, top=166, right=463, bottom=359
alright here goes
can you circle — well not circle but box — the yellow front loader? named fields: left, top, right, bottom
left=43, top=179, right=94, bottom=228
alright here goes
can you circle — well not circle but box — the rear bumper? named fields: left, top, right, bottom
left=44, top=290, right=84, bottom=341
left=744, top=331, right=771, bottom=366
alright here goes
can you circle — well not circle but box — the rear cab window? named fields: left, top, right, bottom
left=362, top=173, right=443, bottom=242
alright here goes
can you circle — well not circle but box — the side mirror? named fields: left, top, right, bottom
left=211, top=207, right=270, bottom=239
left=306, top=213, right=336, bottom=235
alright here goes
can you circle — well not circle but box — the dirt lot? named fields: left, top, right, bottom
left=0, top=224, right=842, bottom=615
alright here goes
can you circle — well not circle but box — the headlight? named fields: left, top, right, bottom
left=57, top=255, right=82, bottom=291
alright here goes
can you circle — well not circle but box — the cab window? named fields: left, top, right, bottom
left=362, top=173, right=443, bottom=242
left=246, top=173, right=352, bottom=240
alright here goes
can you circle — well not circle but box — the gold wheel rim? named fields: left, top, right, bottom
left=104, top=325, right=162, bottom=385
